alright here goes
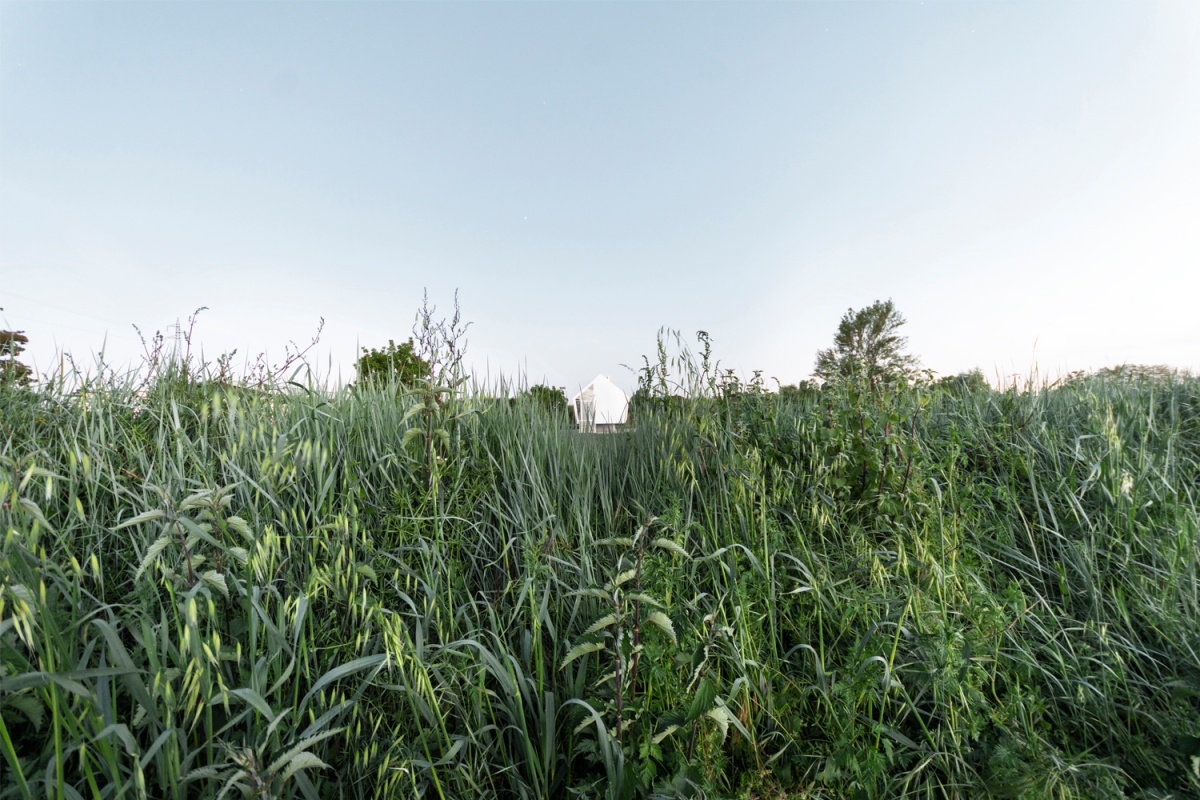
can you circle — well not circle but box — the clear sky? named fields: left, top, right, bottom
left=2, top=1, right=1198, bottom=393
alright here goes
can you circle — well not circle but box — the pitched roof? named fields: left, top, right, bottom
left=570, top=374, right=629, bottom=427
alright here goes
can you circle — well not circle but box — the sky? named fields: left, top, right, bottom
left=2, top=1, right=1198, bottom=394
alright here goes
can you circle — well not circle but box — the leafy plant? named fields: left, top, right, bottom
left=563, top=518, right=703, bottom=797
left=401, top=290, right=473, bottom=495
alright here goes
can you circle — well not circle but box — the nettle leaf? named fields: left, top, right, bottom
left=561, top=641, right=606, bottom=669
left=569, top=589, right=611, bottom=600
left=225, top=516, right=254, bottom=541
left=593, top=538, right=634, bottom=548
left=134, top=533, right=175, bottom=583
left=266, top=730, right=344, bottom=781
left=401, top=428, right=424, bottom=448
left=705, top=706, right=732, bottom=743
left=179, top=490, right=214, bottom=511
left=652, top=724, right=680, bottom=745
left=644, top=611, right=677, bottom=646
left=651, top=538, right=690, bottom=558
left=713, top=698, right=751, bottom=743
left=279, top=752, right=328, bottom=783
left=584, top=614, right=619, bottom=636
left=144, top=484, right=170, bottom=504
left=17, top=498, right=56, bottom=534
left=686, top=678, right=719, bottom=723
left=624, top=592, right=663, bottom=609
left=593, top=670, right=618, bottom=689
left=181, top=765, right=225, bottom=783
left=115, top=509, right=166, bottom=530
left=201, top=571, right=229, bottom=597
left=213, top=484, right=239, bottom=505
left=608, top=569, right=637, bottom=590
left=4, top=694, right=45, bottom=730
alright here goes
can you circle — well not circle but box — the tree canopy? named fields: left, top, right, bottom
left=814, top=299, right=919, bottom=386
left=526, top=384, right=569, bottom=417
left=935, top=369, right=990, bottom=394
left=778, top=380, right=821, bottom=403
left=0, top=328, right=32, bottom=386
left=355, top=338, right=431, bottom=387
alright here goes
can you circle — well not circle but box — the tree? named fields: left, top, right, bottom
left=526, top=384, right=568, bottom=417
left=935, top=369, right=990, bottom=394
left=813, top=299, right=919, bottom=387
left=0, top=328, right=32, bottom=386
left=355, top=338, right=431, bottom=386
left=778, top=380, right=821, bottom=403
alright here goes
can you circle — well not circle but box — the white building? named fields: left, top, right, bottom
left=570, top=375, right=630, bottom=433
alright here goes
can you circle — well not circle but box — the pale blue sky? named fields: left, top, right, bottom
left=2, top=1, right=1198, bottom=392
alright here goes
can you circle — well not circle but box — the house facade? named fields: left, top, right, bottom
left=570, top=374, right=629, bottom=433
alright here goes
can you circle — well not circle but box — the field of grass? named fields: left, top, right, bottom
left=1, top=349, right=1198, bottom=799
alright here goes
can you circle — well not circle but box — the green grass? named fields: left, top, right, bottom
left=1, top=358, right=1198, bottom=799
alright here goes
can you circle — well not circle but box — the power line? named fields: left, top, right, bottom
left=0, top=311, right=140, bottom=340
left=0, top=289, right=140, bottom=330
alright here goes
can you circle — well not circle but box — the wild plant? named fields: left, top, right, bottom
left=402, top=290, right=473, bottom=498
left=560, top=517, right=751, bottom=798
left=812, top=366, right=930, bottom=517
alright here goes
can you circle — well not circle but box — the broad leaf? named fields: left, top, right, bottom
left=651, top=538, right=690, bottom=558
left=644, top=611, right=677, bottom=645
left=608, top=569, right=637, bottom=590
left=561, top=641, right=605, bottom=669
left=584, top=614, right=618, bottom=636
left=134, top=533, right=175, bottom=583
left=115, top=509, right=166, bottom=530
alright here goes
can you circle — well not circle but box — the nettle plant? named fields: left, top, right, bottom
left=562, top=520, right=752, bottom=799
left=562, top=520, right=682, bottom=787
left=121, top=483, right=252, bottom=596
left=816, top=367, right=931, bottom=516
left=401, top=291, right=474, bottom=497
left=563, top=520, right=683, bottom=741
left=654, top=602, right=749, bottom=794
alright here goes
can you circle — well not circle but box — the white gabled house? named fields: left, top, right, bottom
left=570, top=375, right=630, bottom=433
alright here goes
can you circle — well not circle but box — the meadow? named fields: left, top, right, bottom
left=1, top=340, right=1198, bottom=799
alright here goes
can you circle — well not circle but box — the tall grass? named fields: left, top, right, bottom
left=1, top=350, right=1198, bottom=799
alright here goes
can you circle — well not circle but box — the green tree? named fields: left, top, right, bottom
left=814, top=299, right=919, bottom=387
left=355, top=338, right=431, bottom=387
left=0, top=327, right=32, bottom=386
left=778, top=380, right=821, bottom=403
left=526, top=384, right=568, bottom=417
left=935, top=369, right=990, bottom=394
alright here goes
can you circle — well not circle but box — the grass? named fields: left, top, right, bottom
left=1, top=344, right=1198, bottom=799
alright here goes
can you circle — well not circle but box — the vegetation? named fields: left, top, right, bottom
left=1, top=319, right=1199, bottom=799
left=524, top=384, right=569, bottom=419
left=934, top=368, right=990, bottom=394
left=814, top=299, right=920, bottom=388
left=355, top=338, right=431, bottom=387
left=0, top=326, right=32, bottom=386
